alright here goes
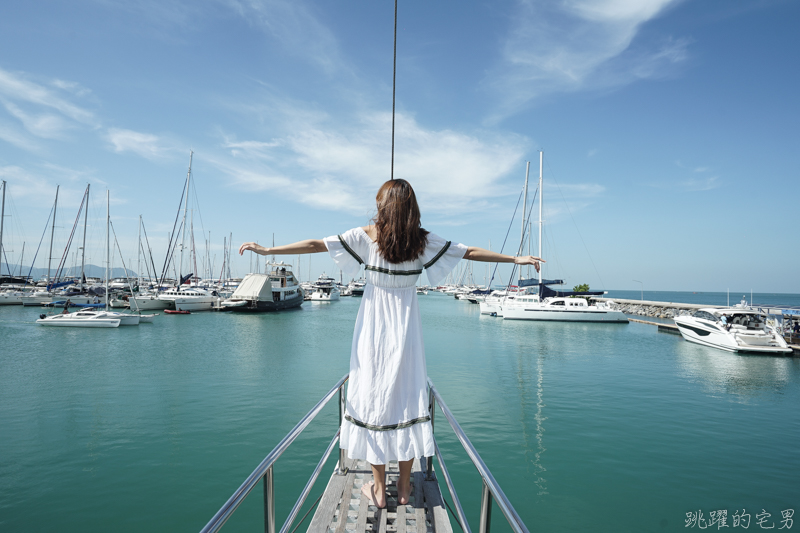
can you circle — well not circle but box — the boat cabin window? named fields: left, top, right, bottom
left=695, top=311, right=718, bottom=322
left=550, top=300, right=565, bottom=306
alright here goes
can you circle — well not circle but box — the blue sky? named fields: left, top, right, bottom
left=0, top=0, right=797, bottom=292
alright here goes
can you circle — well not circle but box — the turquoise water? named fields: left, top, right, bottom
left=1, top=293, right=798, bottom=532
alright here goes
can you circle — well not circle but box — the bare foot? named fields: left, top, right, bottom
left=361, top=481, right=386, bottom=509
left=397, top=479, right=412, bottom=505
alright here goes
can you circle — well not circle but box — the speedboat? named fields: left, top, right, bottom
left=502, top=295, right=628, bottom=322
left=674, top=308, right=792, bottom=354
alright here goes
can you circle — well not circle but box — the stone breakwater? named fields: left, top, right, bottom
left=592, top=297, right=722, bottom=320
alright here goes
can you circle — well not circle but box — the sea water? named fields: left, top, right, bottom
left=1, top=292, right=798, bottom=532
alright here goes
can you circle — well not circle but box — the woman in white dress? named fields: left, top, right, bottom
left=239, top=179, right=542, bottom=508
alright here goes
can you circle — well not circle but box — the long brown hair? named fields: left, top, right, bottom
left=374, top=179, right=429, bottom=263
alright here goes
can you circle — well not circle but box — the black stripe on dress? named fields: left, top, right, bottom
left=345, top=414, right=431, bottom=432
left=423, top=241, right=452, bottom=269
left=365, top=265, right=423, bottom=276
left=337, top=235, right=363, bottom=264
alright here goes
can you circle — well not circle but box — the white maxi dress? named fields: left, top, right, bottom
left=324, top=227, right=467, bottom=464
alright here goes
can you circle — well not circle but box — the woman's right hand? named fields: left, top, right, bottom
left=239, top=242, right=266, bottom=256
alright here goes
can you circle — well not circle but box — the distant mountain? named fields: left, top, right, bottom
left=1, top=263, right=137, bottom=280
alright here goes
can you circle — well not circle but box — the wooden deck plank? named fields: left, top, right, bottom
left=308, top=458, right=353, bottom=532
left=412, top=471, right=426, bottom=533
left=355, top=486, right=370, bottom=533
left=422, top=477, right=453, bottom=533
left=333, top=465, right=359, bottom=533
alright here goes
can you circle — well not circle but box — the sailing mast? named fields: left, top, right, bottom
left=538, top=151, right=543, bottom=287
left=47, top=186, right=60, bottom=287
left=0, top=181, right=5, bottom=276
left=519, top=161, right=530, bottom=284
left=137, top=216, right=142, bottom=290
left=178, top=151, right=193, bottom=287
left=80, top=184, right=89, bottom=288
left=105, top=190, right=110, bottom=310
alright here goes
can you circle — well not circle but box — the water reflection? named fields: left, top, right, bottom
left=675, top=341, right=798, bottom=400
left=512, top=341, right=548, bottom=496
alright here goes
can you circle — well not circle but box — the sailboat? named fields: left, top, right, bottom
left=500, top=152, right=628, bottom=323
left=37, top=191, right=140, bottom=326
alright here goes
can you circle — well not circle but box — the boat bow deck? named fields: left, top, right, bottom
left=309, top=458, right=451, bottom=533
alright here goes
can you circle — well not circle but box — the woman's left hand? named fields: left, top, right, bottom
left=514, top=255, right=544, bottom=272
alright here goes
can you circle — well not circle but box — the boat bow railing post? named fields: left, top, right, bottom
left=336, top=384, right=348, bottom=475
left=427, top=377, right=530, bottom=533
left=200, top=373, right=349, bottom=533
left=426, top=385, right=436, bottom=481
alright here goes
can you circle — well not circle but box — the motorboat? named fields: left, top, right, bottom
left=220, top=263, right=304, bottom=312
left=349, top=278, right=366, bottom=297
left=502, top=295, right=628, bottom=322
left=674, top=308, right=792, bottom=354
left=310, top=273, right=340, bottom=301
left=158, top=287, right=219, bottom=311
left=36, top=311, right=120, bottom=328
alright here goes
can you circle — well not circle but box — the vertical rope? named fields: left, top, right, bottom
left=391, top=0, right=398, bottom=180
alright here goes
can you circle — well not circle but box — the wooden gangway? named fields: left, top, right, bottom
left=200, top=374, right=528, bottom=533
left=308, top=458, right=452, bottom=533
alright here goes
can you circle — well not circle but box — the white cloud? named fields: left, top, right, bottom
left=225, top=0, right=348, bottom=76
left=107, top=128, right=169, bottom=159
left=0, top=67, right=95, bottom=125
left=2, top=101, right=71, bottom=139
left=486, top=0, right=686, bottom=120
left=212, top=110, right=529, bottom=218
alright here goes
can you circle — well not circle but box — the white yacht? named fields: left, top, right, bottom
left=158, top=287, right=219, bottom=312
left=310, top=273, right=340, bottom=301
left=0, top=289, right=24, bottom=305
left=130, top=292, right=171, bottom=311
left=674, top=308, right=791, bottom=354
left=503, top=295, right=628, bottom=323
left=349, top=278, right=366, bottom=297
left=220, top=263, right=304, bottom=311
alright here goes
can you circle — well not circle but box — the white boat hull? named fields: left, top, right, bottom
left=36, top=314, right=120, bottom=327
left=130, top=296, right=172, bottom=310
left=0, top=292, right=24, bottom=305
left=503, top=306, right=628, bottom=322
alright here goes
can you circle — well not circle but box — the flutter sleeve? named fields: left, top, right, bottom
left=323, top=228, right=365, bottom=279
left=420, top=233, right=468, bottom=286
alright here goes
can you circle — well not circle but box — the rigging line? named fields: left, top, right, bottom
left=139, top=218, right=159, bottom=289
left=51, top=186, right=88, bottom=287
left=504, top=186, right=540, bottom=289
left=159, top=176, right=189, bottom=287
left=390, top=0, right=398, bottom=180
left=545, top=159, right=606, bottom=290
left=26, top=205, right=54, bottom=282
left=486, top=185, right=525, bottom=289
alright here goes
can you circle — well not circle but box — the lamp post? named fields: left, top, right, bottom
left=633, top=280, right=643, bottom=301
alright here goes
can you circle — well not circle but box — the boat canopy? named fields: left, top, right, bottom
left=230, top=273, right=274, bottom=301
left=518, top=278, right=564, bottom=287
left=539, top=284, right=604, bottom=299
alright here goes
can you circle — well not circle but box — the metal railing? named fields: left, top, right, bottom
left=200, top=373, right=530, bottom=533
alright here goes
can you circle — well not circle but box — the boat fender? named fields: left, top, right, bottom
left=39, top=314, right=46, bottom=319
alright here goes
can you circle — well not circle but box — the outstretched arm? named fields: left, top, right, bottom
left=463, top=246, right=544, bottom=272
left=239, top=239, right=327, bottom=256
